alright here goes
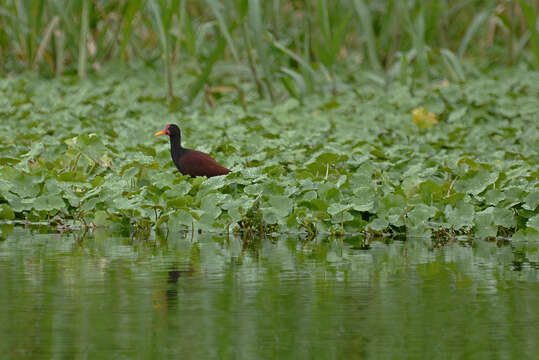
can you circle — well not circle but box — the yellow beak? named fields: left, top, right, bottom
left=154, top=130, right=166, bottom=137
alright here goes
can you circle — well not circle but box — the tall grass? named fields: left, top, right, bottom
left=0, top=0, right=538, bottom=99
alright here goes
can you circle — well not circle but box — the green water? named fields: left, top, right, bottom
left=1, top=228, right=539, bottom=359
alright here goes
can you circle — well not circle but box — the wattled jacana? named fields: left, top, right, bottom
left=154, top=124, right=231, bottom=177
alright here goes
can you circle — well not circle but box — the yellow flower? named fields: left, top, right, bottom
left=412, top=106, right=438, bottom=129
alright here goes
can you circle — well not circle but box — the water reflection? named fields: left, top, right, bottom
left=1, top=227, right=539, bottom=358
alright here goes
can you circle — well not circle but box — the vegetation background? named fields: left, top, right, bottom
left=1, top=0, right=539, bottom=100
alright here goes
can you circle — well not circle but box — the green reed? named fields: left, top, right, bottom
left=0, top=0, right=537, bottom=100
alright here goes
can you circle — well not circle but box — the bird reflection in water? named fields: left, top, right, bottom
left=152, top=266, right=196, bottom=312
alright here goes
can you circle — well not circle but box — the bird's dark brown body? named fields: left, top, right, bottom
left=154, top=124, right=231, bottom=178
left=175, top=149, right=231, bottom=177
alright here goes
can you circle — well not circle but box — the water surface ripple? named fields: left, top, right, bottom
left=1, top=228, right=538, bottom=359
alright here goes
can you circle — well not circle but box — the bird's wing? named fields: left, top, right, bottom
left=179, top=150, right=231, bottom=177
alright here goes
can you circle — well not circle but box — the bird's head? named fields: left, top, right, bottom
left=154, top=124, right=181, bottom=137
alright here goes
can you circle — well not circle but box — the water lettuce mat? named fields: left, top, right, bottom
left=0, top=67, right=538, bottom=241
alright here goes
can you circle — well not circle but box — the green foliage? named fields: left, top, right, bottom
left=520, top=0, right=539, bottom=68
left=0, top=0, right=538, bottom=100
left=0, top=64, right=537, bottom=239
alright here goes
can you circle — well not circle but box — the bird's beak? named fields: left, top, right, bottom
left=154, top=130, right=167, bottom=137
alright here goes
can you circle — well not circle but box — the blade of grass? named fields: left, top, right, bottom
left=162, top=0, right=181, bottom=33
left=248, top=0, right=275, bottom=98
left=458, top=10, right=490, bottom=57
left=317, top=0, right=330, bottom=44
left=520, top=0, right=539, bottom=69
left=51, top=0, right=78, bottom=48
left=241, top=21, right=264, bottom=97
left=352, top=0, right=382, bottom=72
left=302, top=16, right=314, bottom=93
left=14, top=0, right=29, bottom=63
left=266, top=32, right=316, bottom=76
left=400, top=53, right=409, bottom=86
left=33, top=15, right=59, bottom=71
left=515, top=31, right=531, bottom=59
left=328, top=8, right=351, bottom=64
left=280, top=66, right=306, bottom=99
left=54, top=29, right=64, bottom=76
left=120, top=0, right=144, bottom=62
left=441, top=48, right=465, bottom=82
left=78, top=0, right=89, bottom=79
left=206, top=0, right=239, bottom=61
left=405, top=5, right=429, bottom=80
left=272, top=0, right=280, bottom=36
left=387, top=49, right=415, bottom=85
left=180, top=0, right=196, bottom=57
left=148, top=0, right=173, bottom=99
left=147, top=0, right=168, bottom=62
left=375, top=0, right=399, bottom=69
left=188, top=36, right=226, bottom=102
left=29, top=0, right=46, bottom=62
left=314, top=0, right=331, bottom=67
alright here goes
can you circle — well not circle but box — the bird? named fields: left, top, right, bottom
left=154, top=124, right=231, bottom=177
